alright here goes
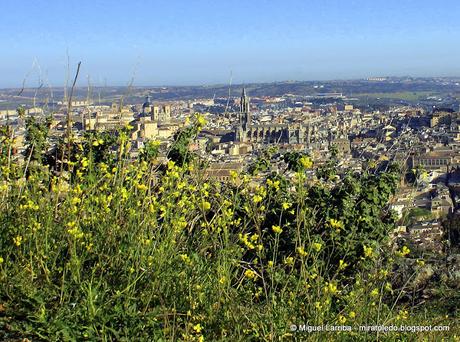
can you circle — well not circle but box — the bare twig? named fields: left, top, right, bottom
left=66, top=61, right=82, bottom=143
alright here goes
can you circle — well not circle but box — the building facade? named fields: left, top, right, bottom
left=234, top=88, right=312, bottom=145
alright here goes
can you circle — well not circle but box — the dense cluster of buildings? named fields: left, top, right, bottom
left=3, top=86, right=460, bottom=251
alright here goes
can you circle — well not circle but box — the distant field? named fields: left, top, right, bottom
left=355, top=91, right=436, bottom=101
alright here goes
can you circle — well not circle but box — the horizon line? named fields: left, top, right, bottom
left=1, top=75, right=460, bottom=91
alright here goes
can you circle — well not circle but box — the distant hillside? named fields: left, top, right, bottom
left=1, top=77, right=459, bottom=108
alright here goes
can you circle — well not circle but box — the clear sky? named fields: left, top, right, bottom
left=0, top=0, right=459, bottom=87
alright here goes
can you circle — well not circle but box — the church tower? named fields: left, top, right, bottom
left=239, top=87, right=251, bottom=129
left=235, top=88, right=251, bottom=142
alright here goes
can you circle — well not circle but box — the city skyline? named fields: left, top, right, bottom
left=1, top=0, right=460, bottom=87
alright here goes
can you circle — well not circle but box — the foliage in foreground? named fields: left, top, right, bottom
left=0, top=118, right=458, bottom=341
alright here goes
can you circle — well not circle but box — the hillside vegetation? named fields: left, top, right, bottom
left=0, top=115, right=458, bottom=341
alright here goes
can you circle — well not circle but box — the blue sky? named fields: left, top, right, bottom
left=0, top=0, right=459, bottom=87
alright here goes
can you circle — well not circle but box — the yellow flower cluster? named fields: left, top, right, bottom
left=329, top=218, right=344, bottom=231
left=324, top=281, right=338, bottom=295
left=252, top=195, right=262, bottom=204
left=384, top=282, right=392, bottom=292
left=31, top=221, right=41, bottom=232
left=396, top=309, right=409, bottom=320
left=136, top=183, right=148, bottom=191
left=299, top=156, right=313, bottom=169
left=0, top=182, right=8, bottom=192
left=370, top=288, right=379, bottom=297
left=200, top=200, right=211, bottom=211
left=244, top=269, right=256, bottom=279
left=363, top=245, right=374, bottom=259
left=284, top=256, right=294, bottom=265
left=296, top=247, right=307, bottom=257
left=338, top=259, right=348, bottom=270
left=192, top=323, right=203, bottom=333
left=67, top=221, right=84, bottom=239
left=272, top=225, right=283, bottom=234
left=195, top=114, right=207, bottom=127
left=266, top=178, right=280, bottom=190
left=282, top=202, right=291, bottom=210
left=238, top=233, right=262, bottom=251
left=80, top=157, right=89, bottom=169
left=92, top=138, right=104, bottom=147
left=180, top=254, right=192, bottom=265
left=19, top=200, right=39, bottom=211
left=395, top=246, right=410, bottom=257
left=312, top=242, right=322, bottom=252
left=13, top=235, right=23, bottom=247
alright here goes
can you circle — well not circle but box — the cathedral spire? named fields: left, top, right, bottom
left=240, top=87, right=250, bottom=116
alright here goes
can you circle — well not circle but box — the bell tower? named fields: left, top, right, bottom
left=239, top=87, right=251, bottom=129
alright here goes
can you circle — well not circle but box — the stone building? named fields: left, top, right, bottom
left=234, top=88, right=313, bottom=145
left=141, top=96, right=171, bottom=123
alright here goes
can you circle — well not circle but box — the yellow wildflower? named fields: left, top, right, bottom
left=193, top=323, right=203, bottom=333
left=252, top=195, right=262, bottom=204
left=329, top=218, right=344, bottom=230
left=397, top=309, right=409, bottom=320
left=296, top=247, right=307, bottom=257
left=282, top=202, right=291, bottom=210
left=338, top=259, right=348, bottom=270
left=13, top=235, right=23, bottom=247
left=284, top=257, right=294, bottom=265
left=167, top=160, right=175, bottom=170
left=81, top=158, right=89, bottom=169
left=363, top=245, right=374, bottom=258
left=396, top=246, right=410, bottom=257
left=180, top=254, right=190, bottom=263
left=312, top=242, right=322, bottom=252
left=200, top=200, right=211, bottom=211
left=196, top=114, right=207, bottom=127
left=229, top=170, right=238, bottom=180
left=384, top=282, right=392, bottom=292
left=324, top=282, right=338, bottom=295
left=244, top=269, right=256, bottom=279
left=272, top=225, right=283, bottom=234
left=239, top=233, right=255, bottom=250
left=136, top=183, right=148, bottom=191
left=71, top=197, right=81, bottom=205
left=299, top=156, right=313, bottom=169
